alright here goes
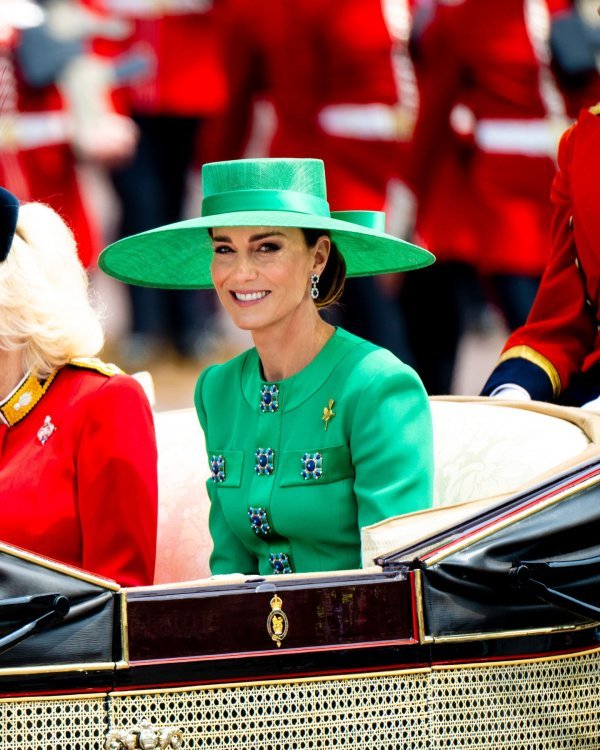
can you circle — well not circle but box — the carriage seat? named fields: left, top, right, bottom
left=361, top=397, right=600, bottom=566
left=152, top=398, right=600, bottom=583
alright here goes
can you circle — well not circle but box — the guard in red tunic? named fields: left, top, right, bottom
left=0, top=189, right=158, bottom=586
left=209, top=0, right=416, bottom=213
left=402, top=0, right=571, bottom=332
left=482, top=106, right=600, bottom=406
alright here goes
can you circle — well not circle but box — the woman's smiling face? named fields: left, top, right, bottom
left=210, top=226, right=329, bottom=333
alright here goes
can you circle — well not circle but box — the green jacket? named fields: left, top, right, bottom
left=195, top=328, right=433, bottom=576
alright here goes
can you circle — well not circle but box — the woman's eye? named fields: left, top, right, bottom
left=213, top=245, right=233, bottom=254
left=257, top=243, right=280, bottom=253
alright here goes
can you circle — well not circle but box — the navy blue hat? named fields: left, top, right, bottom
left=0, top=187, right=19, bottom=262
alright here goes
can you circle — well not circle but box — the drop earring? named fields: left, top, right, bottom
left=310, top=273, right=320, bottom=300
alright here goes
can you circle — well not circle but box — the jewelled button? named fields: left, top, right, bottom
left=210, top=454, right=225, bottom=483
left=269, top=552, right=292, bottom=574
left=301, top=452, right=322, bottom=480
left=260, top=384, right=279, bottom=413
left=248, top=507, right=271, bottom=537
left=255, top=447, right=275, bottom=476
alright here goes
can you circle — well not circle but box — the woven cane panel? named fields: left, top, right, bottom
left=0, top=696, right=106, bottom=750
left=429, top=651, right=600, bottom=749
left=109, top=673, right=430, bottom=749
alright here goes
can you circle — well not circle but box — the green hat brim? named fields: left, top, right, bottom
left=99, top=210, right=434, bottom=290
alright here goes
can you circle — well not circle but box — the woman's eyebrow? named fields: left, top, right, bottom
left=211, top=231, right=287, bottom=243
left=249, top=231, right=286, bottom=241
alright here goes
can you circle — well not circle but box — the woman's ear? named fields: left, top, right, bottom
left=312, top=235, right=331, bottom=276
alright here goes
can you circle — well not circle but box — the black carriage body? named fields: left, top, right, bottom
left=1, top=460, right=600, bottom=749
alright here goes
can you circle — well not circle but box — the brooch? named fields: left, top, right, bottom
left=210, top=455, right=225, bottom=483
left=269, top=552, right=292, bottom=574
left=248, top=507, right=271, bottom=537
left=260, top=384, right=279, bottom=413
left=255, top=447, right=275, bottom=476
left=36, top=415, right=56, bottom=445
left=322, top=399, right=335, bottom=430
left=301, top=452, right=323, bottom=480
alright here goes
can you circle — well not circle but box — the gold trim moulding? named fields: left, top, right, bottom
left=119, top=590, right=130, bottom=667
left=0, top=691, right=109, bottom=705
left=111, top=667, right=433, bottom=698
left=423, top=620, right=600, bottom=645
left=413, top=568, right=426, bottom=645
left=425, top=476, right=600, bottom=566
left=0, top=660, right=117, bottom=678
left=0, top=542, right=121, bottom=591
left=430, top=643, right=600, bottom=671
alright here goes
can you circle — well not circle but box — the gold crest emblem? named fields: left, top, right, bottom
left=266, top=594, right=289, bottom=647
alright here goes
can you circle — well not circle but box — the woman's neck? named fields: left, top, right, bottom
left=252, top=308, right=335, bottom=382
left=0, top=349, right=26, bottom=402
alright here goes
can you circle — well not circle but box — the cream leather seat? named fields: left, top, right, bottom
left=153, top=408, right=213, bottom=584
left=361, top=397, right=600, bottom=566
left=151, top=398, right=600, bottom=582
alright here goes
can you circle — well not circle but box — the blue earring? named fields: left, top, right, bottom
left=310, top=274, right=319, bottom=300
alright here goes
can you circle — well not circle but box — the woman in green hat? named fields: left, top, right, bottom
left=100, top=157, right=435, bottom=576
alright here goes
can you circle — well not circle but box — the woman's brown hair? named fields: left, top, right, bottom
left=301, top=229, right=346, bottom=308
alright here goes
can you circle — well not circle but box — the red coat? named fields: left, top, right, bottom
left=482, top=108, right=600, bottom=401
left=405, top=0, right=569, bottom=276
left=0, top=362, right=158, bottom=586
left=90, top=1, right=228, bottom=117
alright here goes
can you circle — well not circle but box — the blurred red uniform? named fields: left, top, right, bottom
left=0, top=363, right=158, bottom=586
left=16, top=78, right=101, bottom=267
left=404, top=0, right=569, bottom=283
left=482, top=107, right=600, bottom=405
left=0, top=24, right=30, bottom=199
left=90, top=0, right=228, bottom=118
left=210, top=0, right=417, bottom=213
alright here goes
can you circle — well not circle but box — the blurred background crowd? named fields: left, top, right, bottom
left=1, top=0, right=599, bottom=409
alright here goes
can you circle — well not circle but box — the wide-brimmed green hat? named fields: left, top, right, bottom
left=99, top=158, right=434, bottom=289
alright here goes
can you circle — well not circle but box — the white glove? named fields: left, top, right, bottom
left=488, top=384, right=532, bottom=401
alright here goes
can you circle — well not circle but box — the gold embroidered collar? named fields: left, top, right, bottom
left=0, top=370, right=57, bottom=427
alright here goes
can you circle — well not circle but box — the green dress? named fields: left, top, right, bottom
left=195, top=327, right=433, bottom=575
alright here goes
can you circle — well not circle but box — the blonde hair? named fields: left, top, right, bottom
left=0, top=202, right=104, bottom=379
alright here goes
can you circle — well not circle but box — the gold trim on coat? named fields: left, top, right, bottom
left=498, top=345, right=561, bottom=397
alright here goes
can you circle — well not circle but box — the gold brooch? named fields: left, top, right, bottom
left=266, top=594, right=289, bottom=647
left=322, top=399, right=335, bottom=431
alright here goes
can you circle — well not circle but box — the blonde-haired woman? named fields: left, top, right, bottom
left=0, top=187, right=157, bottom=586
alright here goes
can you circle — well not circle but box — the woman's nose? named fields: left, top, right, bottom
left=231, top=252, right=258, bottom=280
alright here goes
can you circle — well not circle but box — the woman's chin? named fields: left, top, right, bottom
left=228, top=311, right=272, bottom=333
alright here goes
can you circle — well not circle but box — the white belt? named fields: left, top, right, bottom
left=0, top=112, right=72, bottom=149
left=101, top=0, right=213, bottom=15
left=317, top=103, right=415, bottom=141
left=474, top=118, right=565, bottom=157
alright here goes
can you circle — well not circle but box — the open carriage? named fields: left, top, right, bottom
left=1, top=398, right=599, bottom=749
